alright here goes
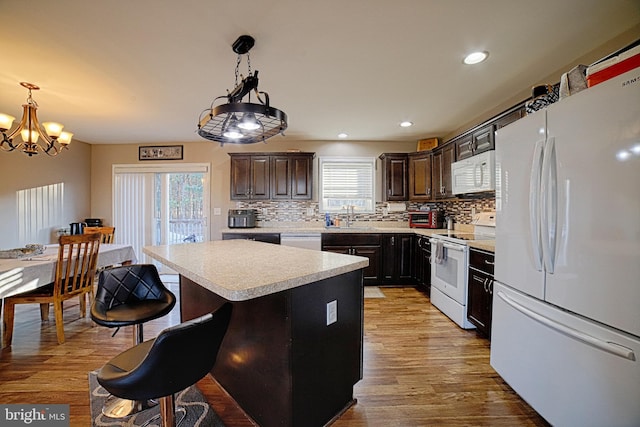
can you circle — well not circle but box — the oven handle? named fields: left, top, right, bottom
left=429, top=240, right=466, bottom=252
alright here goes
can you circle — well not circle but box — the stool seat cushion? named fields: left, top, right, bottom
left=91, top=299, right=175, bottom=327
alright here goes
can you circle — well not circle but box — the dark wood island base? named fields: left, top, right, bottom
left=180, top=269, right=364, bottom=427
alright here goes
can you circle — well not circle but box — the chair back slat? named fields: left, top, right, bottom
left=84, top=226, right=115, bottom=244
left=55, top=233, right=101, bottom=297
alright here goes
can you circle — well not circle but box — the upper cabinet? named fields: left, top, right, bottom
left=230, top=154, right=271, bottom=200
left=432, top=143, right=456, bottom=199
left=379, top=153, right=408, bottom=201
left=456, top=124, right=495, bottom=160
left=408, top=151, right=433, bottom=201
left=230, top=152, right=314, bottom=200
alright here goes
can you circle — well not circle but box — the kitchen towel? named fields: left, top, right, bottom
left=434, top=241, right=445, bottom=264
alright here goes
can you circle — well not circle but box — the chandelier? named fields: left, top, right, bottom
left=0, top=82, right=73, bottom=157
left=197, top=35, right=287, bottom=145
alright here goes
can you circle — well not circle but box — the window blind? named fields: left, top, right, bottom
left=319, top=157, right=375, bottom=213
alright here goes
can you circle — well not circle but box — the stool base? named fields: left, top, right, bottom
left=101, top=395, right=157, bottom=418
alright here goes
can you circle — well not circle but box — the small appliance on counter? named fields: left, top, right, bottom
left=408, top=210, right=443, bottom=229
left=228, top=209, right=257, bottom=228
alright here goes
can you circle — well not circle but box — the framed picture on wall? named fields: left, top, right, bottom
left=139, top=145, right=183, bottom=161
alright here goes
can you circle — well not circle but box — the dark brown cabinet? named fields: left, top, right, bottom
left=379, top=153, right=408, bottom=201
left=413, top=235, right=431, bottom=293
left=381, top=233, right=414, bottom=284
left=467, top=247, right=495, bottom=338
left=322, top=233, right=382, bottom=285
left=494, top=105, right=526, bottom=130
left=270, top=154, right=313, bottom=200
left=432, top=143, right=455, bottom=199
left=408, top=152, right=433, bottom=201
left=230, top=154, right=271, bottom=200
left=230, top=152, right=313, bottom=200
left=456, top=124, right=495, bottom=160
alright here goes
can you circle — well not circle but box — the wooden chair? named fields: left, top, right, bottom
left=84, top=226, right=116, bottom=244
left=2, top=233, right=102, bottom=347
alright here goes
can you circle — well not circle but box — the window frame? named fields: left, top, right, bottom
left=318, top=156, right=376, bottom=214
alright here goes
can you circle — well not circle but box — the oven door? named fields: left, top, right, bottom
left=430, top=239, right=468, bottom=305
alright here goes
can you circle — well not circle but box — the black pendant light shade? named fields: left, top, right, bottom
left=197, top=35, right=287, bottom=145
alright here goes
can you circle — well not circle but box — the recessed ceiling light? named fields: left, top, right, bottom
left=464, top=51, right=489, bottom=65
left=399, top=121, right=413, bottom=128
left=338, top=132, right=348, bottom=139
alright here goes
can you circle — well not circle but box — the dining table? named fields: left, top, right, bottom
left=0, top=243, right=137, bottom=342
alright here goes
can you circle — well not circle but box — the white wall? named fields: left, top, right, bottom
left=0, top=141, right=91, bottom=248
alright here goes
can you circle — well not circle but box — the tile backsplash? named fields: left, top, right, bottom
left=235, top=195, right=495, bottom=226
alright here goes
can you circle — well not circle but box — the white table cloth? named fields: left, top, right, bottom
left=0, top=244, right=137, bottom=299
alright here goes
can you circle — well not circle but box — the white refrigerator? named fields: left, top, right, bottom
left=492, top=66, right=640, bottom=427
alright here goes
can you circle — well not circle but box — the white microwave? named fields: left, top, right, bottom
left=451, top=150, right=495, bottom=195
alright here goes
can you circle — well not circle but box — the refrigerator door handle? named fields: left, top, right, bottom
left=529, top=139, right=545, bottom=271
left=541, top=136, right=557, bottom=273
left=497, top=290, right=636, bottom=361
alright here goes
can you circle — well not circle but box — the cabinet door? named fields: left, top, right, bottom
left=251, top=156, right=271, bottom=199
left=455, top=135, right=474, bottom=160
left=408, top=153, right=432, bottom=201
left=434, top=144, right=455, bottom=199
left=413, top=235, right=431, bottom=292
left=472, top=124, right=495, bottom=154
left=290, top=155, right=313, bottom=200
left=380, top=154, right=408, bottom=201
left=230, top=155, right=252, bottom=199
left=271, top=156, right=291, bottom=199
left=353, top=246, right=381, bottom=285
left=467, top=268, right=492, bottom=337
left=494, top=106, right=525, bottom=130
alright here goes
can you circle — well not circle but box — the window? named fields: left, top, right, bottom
left=319, top=157, right=375, bottom=213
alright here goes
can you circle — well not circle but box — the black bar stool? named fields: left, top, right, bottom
left=91, top=264, right=176, bottom=417
left=97, top=303, right=233, bottom=427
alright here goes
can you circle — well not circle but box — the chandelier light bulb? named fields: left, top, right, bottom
left=43, top=122, right=64, bottom=138
left=0, top=114, right=15, bottom=131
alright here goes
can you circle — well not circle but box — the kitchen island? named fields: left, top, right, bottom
left=143, top=240, right=369, bottom=427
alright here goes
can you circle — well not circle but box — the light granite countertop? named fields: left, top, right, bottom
left=222, top=224, right=495, bottom=252
left=143, top=240, right=369, bottom=301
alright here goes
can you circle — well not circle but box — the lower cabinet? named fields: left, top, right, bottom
left=413, top=235, right=431, bottom=294
left=322, top=233, right=382, bottom=285
left=222, top=232, right=281, bottom=244
left=381, top=234, right=414, bottom=285
left=467, top=247, right=495, bottom=338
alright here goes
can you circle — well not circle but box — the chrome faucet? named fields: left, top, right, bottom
left=345, top=205, right=355, bottom=227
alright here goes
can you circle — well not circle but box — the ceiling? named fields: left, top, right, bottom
left=1, top=0, right=639, bottom=145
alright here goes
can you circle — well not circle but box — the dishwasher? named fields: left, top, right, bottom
left=280, top=233, right=322, bottom=251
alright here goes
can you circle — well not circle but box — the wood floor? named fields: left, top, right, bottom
left=0, top=282, right=550, bottom=427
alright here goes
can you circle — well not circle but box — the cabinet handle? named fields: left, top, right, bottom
left=441, top=186, right=445, bottom=195
left=427, top=188, right=431, bottom=196
left=483, top=278, right=488, bottom=292
left=489, top=279, right=493, bottom=294
left=484, top=259, right=495, bottom=266
left=387, top=188, right=391, bottom=196
left=391, top=236, right=395, bottom=246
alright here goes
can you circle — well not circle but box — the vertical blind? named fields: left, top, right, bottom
left=319, top=157, right=375, bottom=213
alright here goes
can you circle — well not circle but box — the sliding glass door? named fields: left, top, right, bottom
left=113, top=163, right=210, bottom=269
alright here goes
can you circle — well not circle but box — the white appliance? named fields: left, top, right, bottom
left=492, top=67, right=640, bottom=426
left=280, top=233, right=322, bottom=250
left=451, top=150, right=495, bottom=195
left=430, top=212, right=495, bottom=329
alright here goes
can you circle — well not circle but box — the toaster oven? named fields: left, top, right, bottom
left=408, top=211, right=443, bottom=229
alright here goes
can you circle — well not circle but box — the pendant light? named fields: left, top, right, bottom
left=197, top=35, right=287, bottom=146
